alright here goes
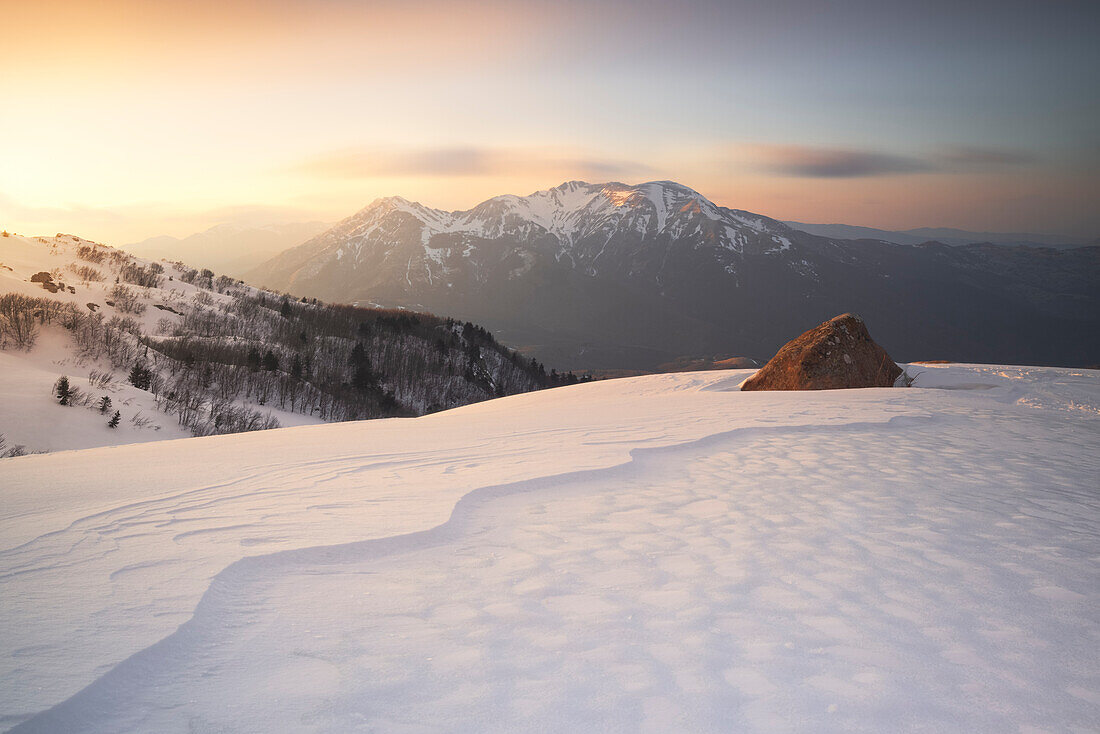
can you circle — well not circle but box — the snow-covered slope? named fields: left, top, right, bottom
left=1, top=234, right=563, bottom=455
left=2, top=364, right=1097, bottom=732
left=0, top=234, right=322, bottom=453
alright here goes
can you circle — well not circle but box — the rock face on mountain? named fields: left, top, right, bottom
left=249, top=181, right=1100, bottom=370
left=740, top=314, right=902, bottom=391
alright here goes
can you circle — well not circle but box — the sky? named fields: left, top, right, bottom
left=1, top=0, right=1098, bottom=244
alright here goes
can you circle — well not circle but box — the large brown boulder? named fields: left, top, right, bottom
left=741, top=313, right=902, bottom=391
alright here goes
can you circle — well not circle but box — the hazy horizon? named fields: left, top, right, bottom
left=116, top=178, right=1093, bottom=248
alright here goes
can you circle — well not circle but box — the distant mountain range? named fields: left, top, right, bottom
left=246, top=181, right=1100, bottom=370
left=126, top=221, right=328, bottom=277
left=783, top=222, right=1094, bottom=249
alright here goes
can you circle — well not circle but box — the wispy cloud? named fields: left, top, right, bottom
left=747, top=144, right=1039, bottom=179
left=934, top=145, right=1037, bottom=170
left=750, top=145, right=932, bottom=178
left=291, top=146, right=651, bottom=180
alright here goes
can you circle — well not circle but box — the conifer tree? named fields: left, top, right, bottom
left=262, top=350, right=278, bottom=372
left=98, top=395, right=112, bottom=413
left=55, top=376, right=72, bottom=406
left=107, top=410, right=121, bottom=428
left=128, top=363, right=151, bottom=390
left=349, top=342, right=375, bottom=390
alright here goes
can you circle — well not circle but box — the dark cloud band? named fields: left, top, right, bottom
left=753, top=144, right=1036, bottom=178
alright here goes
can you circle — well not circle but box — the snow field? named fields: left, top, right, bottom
left=4, top=370, right=870, bottom=723
left=1, top=365, right=1098, bottom=732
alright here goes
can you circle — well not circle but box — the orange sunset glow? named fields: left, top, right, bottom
left=3, top=0, right=1097, bottom=244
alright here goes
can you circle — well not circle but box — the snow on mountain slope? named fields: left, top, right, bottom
left=2, top=365, right=1098, bottom=732
left=381, top=180, right=733, bottom=248
left=0, top=327, right=196, bottom=452
left=0, top=234, right=322, bottom=453
left=247, top=182, right=1100, bottom=372
left=249, top=180, right=801, bottom=292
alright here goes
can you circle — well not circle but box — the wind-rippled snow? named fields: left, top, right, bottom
left=1, top=365, right=1098, bottom=732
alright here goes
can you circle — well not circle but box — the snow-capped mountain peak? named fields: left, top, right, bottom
left=339, top=180, right=752, bottom=249
left=250, top=179, right=810, bottom=312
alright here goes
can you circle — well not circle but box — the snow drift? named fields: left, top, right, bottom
left=1, top=364, right=1098, bottom=732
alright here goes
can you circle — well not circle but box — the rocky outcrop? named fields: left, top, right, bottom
left=741, top=313, right=902, bottom=391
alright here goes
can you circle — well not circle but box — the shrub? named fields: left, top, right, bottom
left=88, top=369, right=113, bottom=389
left=0, top=434, right=29, bottom=458
left=109, top=284, right=146, bottom=315
left=76, top=244, right=107, bottom=264
left=895, top=367, right=923, bottom=387
left=0, top=293, right=41, bottom=349
left=119, top=262, right=163, bottom=288
left=69, top=264, right=104, bottom=282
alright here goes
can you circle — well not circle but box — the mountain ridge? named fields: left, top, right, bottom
left=251, top=180, right=807, bottom=291
left=248, top=181, right=1100, bottom=370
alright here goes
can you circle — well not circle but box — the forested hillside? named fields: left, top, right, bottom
left=0, top=234, right=584, bottom=453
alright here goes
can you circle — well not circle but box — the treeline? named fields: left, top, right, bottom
left=144, top=290, right=587, bottom=422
